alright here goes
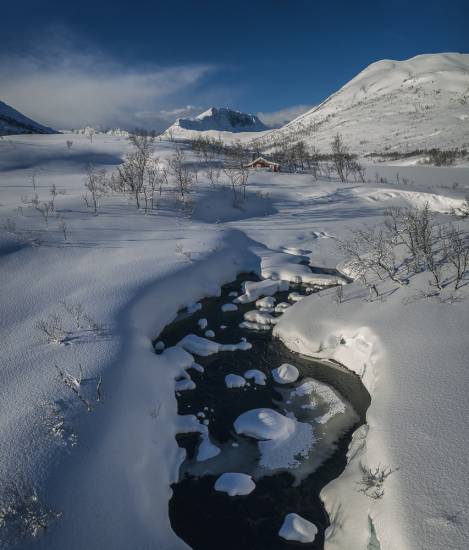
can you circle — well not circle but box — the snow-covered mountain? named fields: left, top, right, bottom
left=162, top=107, right=269, bottom=142
left=255, top=53, right=469, bottom=155
left=0, top=100, right=56, bottom=136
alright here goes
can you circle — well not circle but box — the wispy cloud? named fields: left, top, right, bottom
left=0, top=40, right=216, bottom=131
left=257, top=104, right=313, bottom=128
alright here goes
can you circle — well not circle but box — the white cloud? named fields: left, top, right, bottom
left=0, top=44, right=215, bottom=131
left=257, top=104, right=313, bottom=128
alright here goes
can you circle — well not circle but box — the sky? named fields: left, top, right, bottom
left=1, top=0, right=468, bottom=131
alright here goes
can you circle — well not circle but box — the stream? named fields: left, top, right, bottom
left=155, top=272, right=370, bottom=549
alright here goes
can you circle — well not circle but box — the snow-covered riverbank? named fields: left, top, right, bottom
left=1, top=133, right=468, bottom=549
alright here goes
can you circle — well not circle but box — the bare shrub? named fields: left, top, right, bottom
left=357, top=463, right=398, bottom=499
left=55, top=364, right=92, bottom=412
left=34, top=315, right=66, bottom=344
left=0, top=481, right=61, bottom=545
left=337, top=225, right=404, bottom=285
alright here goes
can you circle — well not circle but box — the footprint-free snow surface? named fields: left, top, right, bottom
left=156, top=273, right=370, bottom=549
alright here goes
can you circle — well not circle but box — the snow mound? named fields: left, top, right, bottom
left=214, top=473, right=255, bottom=496
left=234, top=408, right=294, bottom=440
left=225, top=374, right=247, bottom=388
left=354, top=187, right=467, bottom=214
left=279, top=513, right=318, bottom=543
left=272, top=364, right=300, bottom=384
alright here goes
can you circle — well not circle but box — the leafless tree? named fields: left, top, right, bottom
left=116, top=132, right=156, bottom=208
left=331, top=133, right=350, bottom=182
left=85, top=127, right=96, bottom=143
left=168, top=148, right=194, bottom=200
left=84, top=166, right=108, bottom=214
left=442, top=225, right=469, bottom=289
left=56, top=216, right=68, bottom=241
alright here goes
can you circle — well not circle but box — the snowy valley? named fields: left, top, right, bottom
left=1, top=51, right=469, bottom=550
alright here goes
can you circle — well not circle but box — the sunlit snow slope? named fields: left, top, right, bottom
left=255, top=53, right=469, bottom=154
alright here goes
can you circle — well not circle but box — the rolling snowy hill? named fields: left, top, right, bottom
left=254, top=53, right=469, bottom=155
left=0, top=100, right=56, bottom=136
left=162, top=107, right=269, bottom=142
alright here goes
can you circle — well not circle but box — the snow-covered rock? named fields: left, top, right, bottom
left=235, top=279, right=289, bottom=304
left=243, top=310, right=278, bottom=325
left=243, top=369, right=267, bottom=385
left=272, top=364, right=299, bottom=384
left=278, top=513, right=318, bottom=543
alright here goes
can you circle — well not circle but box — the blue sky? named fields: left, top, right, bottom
left=1, top=0, right=468, bottom=130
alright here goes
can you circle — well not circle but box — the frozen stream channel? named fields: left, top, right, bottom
left=155, top=273, right=371, bottom=549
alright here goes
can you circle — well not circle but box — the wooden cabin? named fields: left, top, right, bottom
left=244, top=156, right=281, bottom=172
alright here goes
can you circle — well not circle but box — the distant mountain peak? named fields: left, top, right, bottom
left=165, top=107, right=268, bottom=138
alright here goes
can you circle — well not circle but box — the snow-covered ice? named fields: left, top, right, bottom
left=225, top=374, right=247, bottom=388
left=221, top=303, right=238, bottom=312
left=234, top=408, right=315, bottom=470
left=177, top=334, right=251, bottom=356
left=214, top=473, right=256, bottom=496
left=279, top=513, right=318, bottom=543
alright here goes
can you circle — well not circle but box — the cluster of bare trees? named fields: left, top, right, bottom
left=82, top=132, right=170, bottom=214
left=269, top=134, right=366, bottom=182
left=338, top=203, right=469, bottom=292
left=192, top=135, right=253, bottom=203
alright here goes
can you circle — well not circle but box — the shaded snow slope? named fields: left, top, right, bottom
left=0, top=100, right=56, bottom=136
left=255, top=53, right=469, bottom=154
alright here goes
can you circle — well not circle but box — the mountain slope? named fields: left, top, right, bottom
left=0, top=100, right=57, bottom=136
left=162, top=107, right=269, bottom=142
left=255, top=53, right=469, bottom=155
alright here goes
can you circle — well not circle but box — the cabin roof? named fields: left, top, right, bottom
left=245, top=156, right=279, bottom=167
